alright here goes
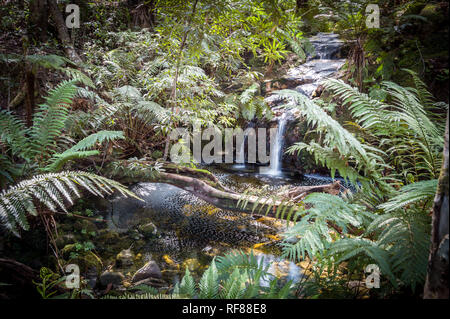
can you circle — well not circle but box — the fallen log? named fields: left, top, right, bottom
left=277, top=181, right=342, bottom=201
left=107, top=160, right=341, bottom=220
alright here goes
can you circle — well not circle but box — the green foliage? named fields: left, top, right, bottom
left=324, top=73, right=446, bottom=181
left=33, top=267, right=64, bottom=299
left=30, top=80, right=79, bottom=161
left=273, top=88, right=389, bottom=195
left=45, top=130, right=125, bottom=172
left=0, top=171, right=140, bottom=235
left=173, top=250, right=295, bottom=299
left=234, top=82, right=272, bottom=121
left=266, top=73, right=443, bottom=294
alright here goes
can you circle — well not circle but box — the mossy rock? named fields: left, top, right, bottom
left=151, top=150, right=163, bottom=159
left=97, top=229, right=121, bottom=245
left=420, top=3, right=447, bottom=24
left=116, top=248, right=135, bottom=267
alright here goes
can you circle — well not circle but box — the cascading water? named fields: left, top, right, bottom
left=261, top=113, right=288, bottom=175
left=234, top=139, right=246, bottom=168
left=102, top=33, right=347, bottom=291
left=262, top=32, right=345, bottom=174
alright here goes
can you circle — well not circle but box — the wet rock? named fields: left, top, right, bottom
left=116, top=248, right=135, bottom=267
left=99, top=270, right=125, bottom=287
left=131, top=260, right=163, bottom=283
left=132, top=277, right=167, bottom=288
left=138, top=222, right=158, bottom=238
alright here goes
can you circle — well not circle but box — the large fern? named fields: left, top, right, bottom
left=323, top=73, right=445, bottom=181
left=272, top=89, right=390, bottom=196
left=173, top=250, right=294, bottom=299
left=0, top=171, right=139, bottom=235
left=44, top=130, right=125, bottom=172
left=28, top=80, right=80, bottom=162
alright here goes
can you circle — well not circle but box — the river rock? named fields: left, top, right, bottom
left=99, top=270, right=125, bottom=287
left=131, top=260, right=162, bottom=283
left=116, top=248, right=135, bottom=267
left=138, top=222, right=158, bottom=238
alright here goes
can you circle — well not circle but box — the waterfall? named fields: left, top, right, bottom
left=261, top=113, right=288, bottom=175
left=234, top=136, right=246, bottom=168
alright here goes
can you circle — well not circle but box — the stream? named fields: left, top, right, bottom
left=100, top=32, right=346, bottom=290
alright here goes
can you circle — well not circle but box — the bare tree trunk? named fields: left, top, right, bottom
left=29, top=0, right=48, bottom=42
left=48, top=0, right=82, bottom=64
left=424, top=111, right=449, bottom=299
left=24, top=69, right=35, bottom=127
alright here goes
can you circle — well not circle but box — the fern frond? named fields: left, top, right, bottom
left=198, top=259, right=219, bottom=299
left=0, top=171, right=140, bottom=235
left=379, top=179, right=438, bottom=212
left=0, top=110, right=29, bottom=157
left=65, top=130, right=125, bottom=153
left=29, top=80, right=79, bottom=160
left=44, top=150, right=100, bottom=172
left=177, top=268, right=197, bottom=297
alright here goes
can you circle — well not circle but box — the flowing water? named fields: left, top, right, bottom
left=102, top=33, right=346, bottom=290
left=260, top=113, right=288, bottom=176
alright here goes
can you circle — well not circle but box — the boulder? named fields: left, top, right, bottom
left=116, top=248, right=135, bottom=267
left=138, top=222, right=158, bottom=238
left=99, top=271, right=124, bottom=287
left=131, top=260, right=162, bottom=283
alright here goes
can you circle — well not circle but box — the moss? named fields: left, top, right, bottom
left=420, top=3, right=447, bottom=24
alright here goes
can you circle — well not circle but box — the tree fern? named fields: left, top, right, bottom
left=366, top=208, right=431, bottom=290
left=281, top=193, right=372, bottom=261
left=220, top=268, right=248, bottom=299
left=323, top=74, right=445, bottom=181
left=175, top=268, right=196, bottom=297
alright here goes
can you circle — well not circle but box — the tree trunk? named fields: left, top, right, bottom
left=0, top=258, right=40, bottom=299
left=424, top=111, right=449, bottom=299
left=29, top=0, right=48, bottom=42
left=24, top=69, right=35, bottom=127
left=162, top=0, right=199, bottom=161
left=48, top=0, right=82, bottom=64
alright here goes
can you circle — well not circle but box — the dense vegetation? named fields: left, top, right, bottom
left=0, top=0, right=448, bottom=299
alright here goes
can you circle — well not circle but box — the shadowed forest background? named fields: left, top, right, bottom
left=0, top=0, right=448, bottom=300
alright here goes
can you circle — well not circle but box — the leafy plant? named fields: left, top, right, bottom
left=0, top=171, right=140, bottom=235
